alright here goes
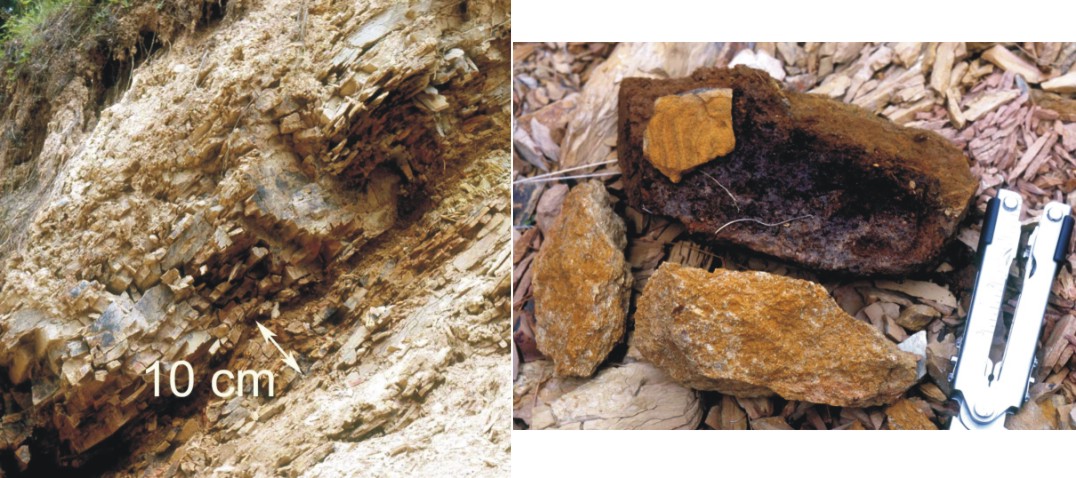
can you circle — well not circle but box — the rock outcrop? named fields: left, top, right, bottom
left=635, top=262, right=919, bottom=407
left=0, top=0, right=510, bottom=474
left=532, top=181, right=632, bottom=377
left=618, top=65, right=978, bottom=275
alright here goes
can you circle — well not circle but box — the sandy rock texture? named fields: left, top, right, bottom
left=885, top=398, right=937, bottom=430
left=643, top=88, right=736, bottom=182
left=635, top=262, right=919, bottom=407
left=0, top=0, right=509, bottom=475
left=532, top=181, right=632, bottom=377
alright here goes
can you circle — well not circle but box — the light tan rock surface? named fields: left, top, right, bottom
left=635, top=262, right=919, bottom=407
left=532, top=181, right=632, bottom=377
left=520, top=360, right=702, bottom=430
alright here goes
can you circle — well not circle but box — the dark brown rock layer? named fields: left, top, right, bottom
left=617, top=65, right=977, bottom=275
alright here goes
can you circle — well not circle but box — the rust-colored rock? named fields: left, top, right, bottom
left=618, top=66, right=978, bottom=275
left=885, top=398, right=937, bottom=430
left=635, top=262, right=918, bottom=407
left=1006, top=395, right=1065, bottom=430
left=532, top=181, right=632, bottom=377
left=643, top=88, right=735, bottom=182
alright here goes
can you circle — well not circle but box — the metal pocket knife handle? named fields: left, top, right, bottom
left=950, top=190, right=1073, bottom=430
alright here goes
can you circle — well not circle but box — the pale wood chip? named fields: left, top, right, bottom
left=981, top=45, right=1047, bottom=83
left=809, top=74, right=851, bottom=98
left=875, top=280, right=958, bottom=308
left=963, top=89, right=1020, bottom=122
left=892, top=42, right=922, bottom=67
left=930, top=42, right=959, bottom=94
left=1044, top=315, right=1076, bottom=370
left=1042, top=71, right=1076, bottom=93
left=1008, top=132, right=1055, bottom=181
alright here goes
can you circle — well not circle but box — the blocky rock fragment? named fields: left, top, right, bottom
left=635, top=262, right=918, bottom=407
left=532, top=182, right=631, bottom=377
left=618, top=66, right=977, bottom=275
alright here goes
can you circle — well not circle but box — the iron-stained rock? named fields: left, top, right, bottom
left=885, top=398, right=937, bottom=429
left=532, top=181, right=631, bottom=377
left=635, top=262, right=918, bottom=407
left=643, top=88, right=735, bottom=182
left=618, top=66, right=977, bottom=275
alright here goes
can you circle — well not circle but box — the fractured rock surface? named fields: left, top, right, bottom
left=532, top=181, right=632, bottom=377
left=0, top=0, right=510, bottom=473
left=634, top=262, right=919, bottom=407
left=618, top=65, right=978, bottom=275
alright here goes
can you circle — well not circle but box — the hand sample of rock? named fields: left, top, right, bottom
left=635, top=262, right=919, bottom=407
left=528, top=361, right=702, bottom=430
left=643, top=88, right=735, bottom=182
left=532, top=181, right=632, bottom=377
left=617, top=66, right=978, bottom=275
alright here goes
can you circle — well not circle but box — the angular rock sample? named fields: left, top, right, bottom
left=528, top=361, right=702, bottom=430
left=643, top=88, right=735, bottom=182
left=532, top=181, right=632, bottom=377
left=617, top=66, right=978, bottom=275
left=885, top=398, right=937, bottom=430
left=635, top=262, right=919, bottom=407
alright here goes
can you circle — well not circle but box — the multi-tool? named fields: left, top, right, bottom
left=949, top=188, right=1073, bottom=429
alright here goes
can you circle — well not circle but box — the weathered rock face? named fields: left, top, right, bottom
left=0, top=0, right=510, bottom=473
left=532, top=181, right=632, bottom=377
left=635, top=262, right=919, bottom=407
left=521, top=360, right=703, bottom=430
left=618, top=66, right=978, bottom=275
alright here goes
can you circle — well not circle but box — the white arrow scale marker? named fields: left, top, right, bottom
left=256, top=322, right=303, bottom=374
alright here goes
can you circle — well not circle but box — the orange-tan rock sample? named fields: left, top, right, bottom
left=885, top=398, right=937, bottom=430
left=635, top=262, right=918, bottom=407
left=643, top=88, right=735, bottom=182
left=532, top=181, right=632, bottom=377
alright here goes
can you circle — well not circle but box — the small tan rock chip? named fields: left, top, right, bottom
left=532, top=181, right=632, bottom=377
left=885, top=398, right=937, bottom=430
left=643, top=88, right=735, bottom=183
left=635, top=262, right=919, bottom=407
